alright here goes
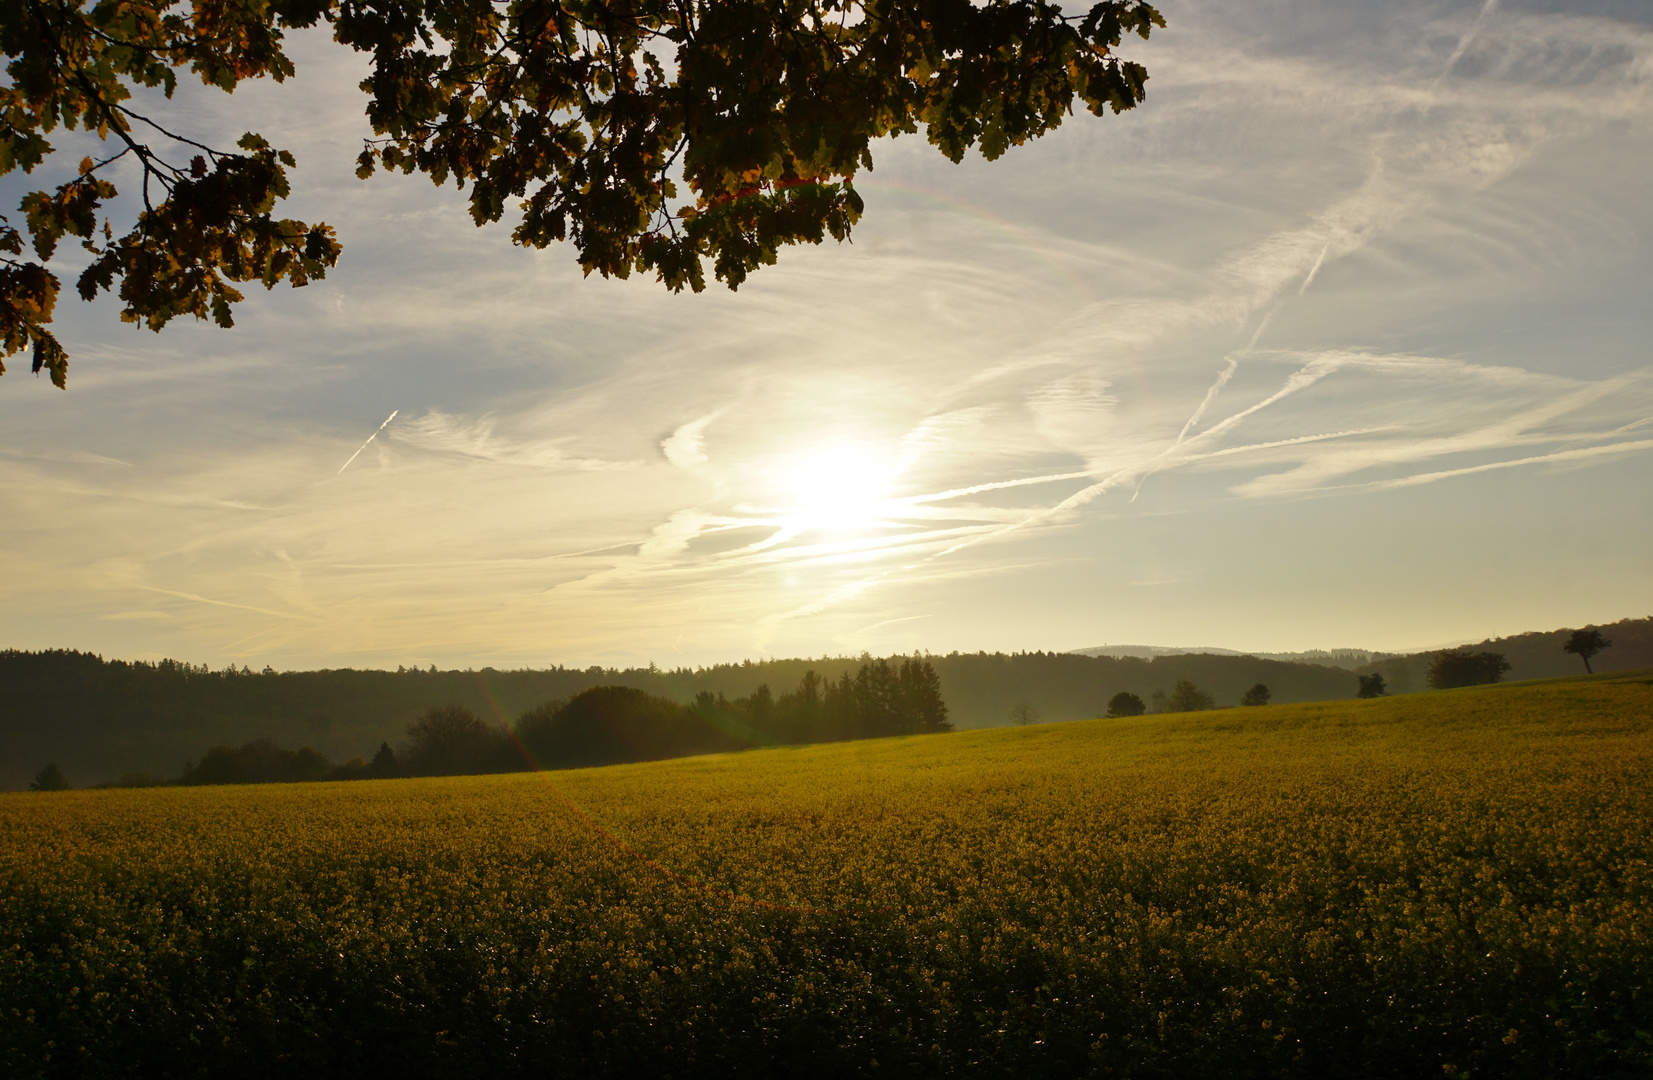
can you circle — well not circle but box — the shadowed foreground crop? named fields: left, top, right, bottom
left=3, top=676, right=1650, bottom=1078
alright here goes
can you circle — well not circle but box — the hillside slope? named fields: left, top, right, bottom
left=1358, top=615, right=1653, bottom=692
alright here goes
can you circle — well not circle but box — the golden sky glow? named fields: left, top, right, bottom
left=3, top=0, right=1651, bottom=669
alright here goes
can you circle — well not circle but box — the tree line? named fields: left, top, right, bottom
left=14, top=625, right=1629, bottom=790
left=1097, top=630, right=1615, bottom=723
left=39, top=657, right=951, bottom=789
left=0, top=647, right=1364, bottom=790
left=1090, top=641, right=1540, bottom=719
left=1099, top=679, right=1269, bottom=718
left=1354, top=619, right=1641, bottom=692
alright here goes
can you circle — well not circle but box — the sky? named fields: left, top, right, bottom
left=2, top=0, right=1651, bottom=670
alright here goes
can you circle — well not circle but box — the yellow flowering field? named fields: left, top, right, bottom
left=3, top=675, right=1651, bottom=1078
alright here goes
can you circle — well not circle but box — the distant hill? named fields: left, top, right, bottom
left=1079, top=618, right=1653, bottom=679
left=1077, top=644, right=1396, bottom=670
left=0, top=649, right=1358, bottom=790
left=1355, top=616, right=1653, bottom=693
left=10, top=619, right=1648, bottom=789
left=1074, top=644, right=1246, bottom=659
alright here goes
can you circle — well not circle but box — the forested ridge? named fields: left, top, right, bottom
left=158, top=658, right=953, bottom=787
left=1, top=649, right=1357, bottom=789
left=1355, top=616, right=1653, bottom=693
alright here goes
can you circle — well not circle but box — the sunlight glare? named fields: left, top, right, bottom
left=784, top=446, right=894, bottom=533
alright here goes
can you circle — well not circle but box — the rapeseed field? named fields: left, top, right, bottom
left=3, top=675, right=1650, bottom=1078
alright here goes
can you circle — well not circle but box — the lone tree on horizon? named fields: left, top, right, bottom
left=1, top=0, right=1163, bottom=386
left=1563, top=628, right=1610, bottom=674
left=370, top=741, right=398, bottom=778
left=1240, top=683, right=1271, bottom=707
left=403, top=704, right=507, bottom=776
left=1008, top=701, right=1040, bottom=727
left=1356, top=673, right=1386, bottom=699
left=29, top=763, right=69, bottom=791
left=1106, top=692, right=1146, bottom=718
left=1160, top=680, right=1215, bottom=713
left=1427, top=650, right=1511, bottom=690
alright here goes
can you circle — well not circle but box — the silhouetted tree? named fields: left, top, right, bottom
left=674, top=658, right=949, bottom=745
left=712, top=686, right=774, bottom=744
left=402, top=705, right=506, bottom=776
left=1563, top=628, right=1610, bottom=674
left=773, top=672, right=824, bottom=743
left=1163, top=680, right=1215, bottom=713
left=182, top=739, right=332, bottom=785
left=370, top=741, right=398, bottom=778
left=328, top=757, right=372, bottom=781
left=1106, top=691, right=1146, bottom=718
left=744, top=683, right=775, bottom=730
left=895, top=658, right=952, bottom=734
left=517, top=686, right=740, bottom=769
left=1008, top=701, right=1040, bottom=726
left=2, top=0, right=1163, bottom=385
left=1241, top=683, right=1271, bottom=707
left=28, top=763, right=69, bottom=791
left=1427, top=650, right=1512, bottom=690
left=1356, top=673, right=1387, bottom=699
left=851, top=658, right=898, bottom=739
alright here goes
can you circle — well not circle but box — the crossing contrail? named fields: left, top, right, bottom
left=337, top=410, right=399, bottom=475
left=1430, top=0, right=1500, bottom=95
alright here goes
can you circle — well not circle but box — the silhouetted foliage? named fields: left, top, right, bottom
left=518, top=687, right=741, bottom=770
left=1352, top=616, right=1653, bottom=692
left=370, top=741, right=398, bottom=778
left=1241, top=683, right=1271, bottom=707
left=1356, top=673, right=1387, bottom=699
left=2, top=0, right=1161, bottom=384
left=681, top=657, right=953, bottom=749
left=182, top=739, right=332, bottom=785
left=2, top=647, right=1367, bottom=789
left=1563, top=628, right=1610, bottom=674
left=898, top=658, right=954, bottom=735
left=833, top=657, right=953, bottom=739
left=1008, top=701, right=1040, bottom=726
left=1158, top=680, right=1215, bottom=713
left=328, top=757, right=373, bottom=782
left=1105, top=691, right=1146, bottom=718
left=402, top=705, right=511, bottom=777
left=27, top=763, right=68, bottom=791
left=1427, top=650, right=1512, bottom=690
left=512, top=659, right=953, bottom=772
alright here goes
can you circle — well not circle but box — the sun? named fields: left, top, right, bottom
left=783, top=446, right=894, bottom=533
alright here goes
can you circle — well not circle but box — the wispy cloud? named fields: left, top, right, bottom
left=3, top=0, right=1650, bottom=665
left=662, top=412, right=721, bottom=470
left=393, top=411, right=642, bottom=471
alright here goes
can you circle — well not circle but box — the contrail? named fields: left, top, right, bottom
left=1299, top=241, right=1332, bottom=295
left=1156, top=238, right=1329, bottom=490
left=337, top=410, right=399, bottom=475
left=1174, top=357, right=1241, bottom=448
left=932, top=357, right=1349, bottom=558
left=1171, top=303, right=1280, bottom=451
left=1430, top=0, right=1500, bottom=95
left=1244, top=306, right=1276, bottom=349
